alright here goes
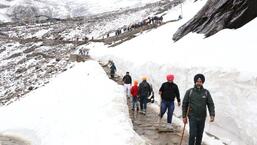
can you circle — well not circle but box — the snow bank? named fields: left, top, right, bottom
left=0, top=61, right=144, bottom=145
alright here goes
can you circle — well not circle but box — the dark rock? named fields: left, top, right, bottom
left=16, top=68, right=27, bottom=73
left=17, top=58, right=28, bottom=65
left=6, top=52, right=22, bottom=59
left=26, top=52, right=54, bottom=59
left=0, top=48, right=6, bottom=54
left=23, top=47, right=36, bottom=53
left=28, top=86, right=34, bottom=91
left=173, top=0, right=257, bottom=41
left=0, top=4, right=9, bottom=9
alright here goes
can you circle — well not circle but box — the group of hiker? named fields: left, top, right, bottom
left=107, top=60, right=215, bottom=145
left=78, top=48, right=89, bottom=56
left=111, top=16, right=163, bottom=37
left=121, top=71, right=215, bottom=145
left=123, top=72, right=154, bottom=114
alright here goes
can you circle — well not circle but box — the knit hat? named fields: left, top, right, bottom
left=194, top=74, right=205, bottom=83
left=166, top=74, right=174, bottom=81
left=142, top=76, right=147, bottom=81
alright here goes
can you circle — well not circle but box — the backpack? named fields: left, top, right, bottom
left=140, top=82, right=150, bottom=96
left=189, top=88, right=208, bottom=98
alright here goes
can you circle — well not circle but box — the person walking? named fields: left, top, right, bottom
left=130, top=80, right=139, bottom=111
left=122, top=72, right=132, bottom=98
left=109, top=60, right=116, bottom=78
left=182, top=74, right=215, bottom=145
left=138, top=76, right=151, bottom=115
left=159, top=74, right=181, bottom=129
left=147, top=84, right=155, bottom=103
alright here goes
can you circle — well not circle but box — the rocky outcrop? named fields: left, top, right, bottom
left=8, top=5, right=39, bottom=22
left=173, top=0, right=257, bottom=41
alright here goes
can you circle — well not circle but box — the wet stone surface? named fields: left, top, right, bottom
left=128, top=104, right=187, bottom=145
left=0, top=135, right=30, bottom=145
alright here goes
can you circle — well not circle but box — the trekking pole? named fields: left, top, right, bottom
left=158, top=98, right=162, bottom=128
left=179, top=106, right=190, bottom=145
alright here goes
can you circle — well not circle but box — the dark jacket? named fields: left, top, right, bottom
left=159, top=82, right=180, bottom=102
left=110, top=63, right=116, bottom=74
left=182, top=86, right=215, bottom=119
left=138, top=80, right=151, bottom=97
left=122, top=75, right=132, bottom=84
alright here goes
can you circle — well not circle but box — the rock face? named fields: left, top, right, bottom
left=173, top=0, right=257, bottom=41
left=9, top=5, right=39, bottom=22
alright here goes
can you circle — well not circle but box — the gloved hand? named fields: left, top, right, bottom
left=210, top=116, right=215, bottom=122
left=183, top=117, right=187, bottom=124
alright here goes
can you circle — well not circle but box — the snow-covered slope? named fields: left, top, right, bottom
left=0, top=0, right=160, bottom=22
left=0, top=61, right=144, bottom=145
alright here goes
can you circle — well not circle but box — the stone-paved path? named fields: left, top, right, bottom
left=0, top=135, right=30, bottom=145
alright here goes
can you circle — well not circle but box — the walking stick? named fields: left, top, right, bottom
left=158, top=98, right=162, bottom=128
left=179, top=106, right=190, bottom=145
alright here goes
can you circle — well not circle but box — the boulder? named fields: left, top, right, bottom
left=173, top=0, right=257, bottom=41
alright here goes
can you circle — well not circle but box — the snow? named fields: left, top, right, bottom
left=0, top=13, right=11, bottom=22
left=63, top=0, right=160, bottom=16
left=86, top=0, right=257, bottom=145
left=0, top=61, right=144, bottom=145
left=0, top=0, right=160, bottom=22
left=1, top=0, right=257, bottom=145
left=26, top=28, right=52, bottom=39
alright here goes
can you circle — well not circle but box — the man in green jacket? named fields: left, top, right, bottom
left=182, top=74, right=215, bottom=145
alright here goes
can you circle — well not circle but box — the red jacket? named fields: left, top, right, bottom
left=130, top=85, right=138, bottom=97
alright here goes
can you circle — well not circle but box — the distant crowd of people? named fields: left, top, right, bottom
left=78, top=48, right=89, bottom=56
left=74, top=15, right=164, bottom=41
left=111, top=16, right=163, bottom=37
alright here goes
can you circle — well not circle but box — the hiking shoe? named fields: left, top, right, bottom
left=142, top=110, right=146, bottom=115
left=139, top=110, right=145, bottom=114
left=166, top=124, right=174, bottom=130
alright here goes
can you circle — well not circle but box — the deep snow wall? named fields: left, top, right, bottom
left=95, top=56, right=257, bottom=145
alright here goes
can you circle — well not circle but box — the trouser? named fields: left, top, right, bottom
left=160, top=100, right=174, bottom=123
left=110, top=70, right=115, bottom=78
left=124, top=84, right=131, bottom=97
left=189, top=117, right=206, bottom=145
left=139, top=95, right=147, bottom=111
left=132, top=96, right=139, bottom=110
